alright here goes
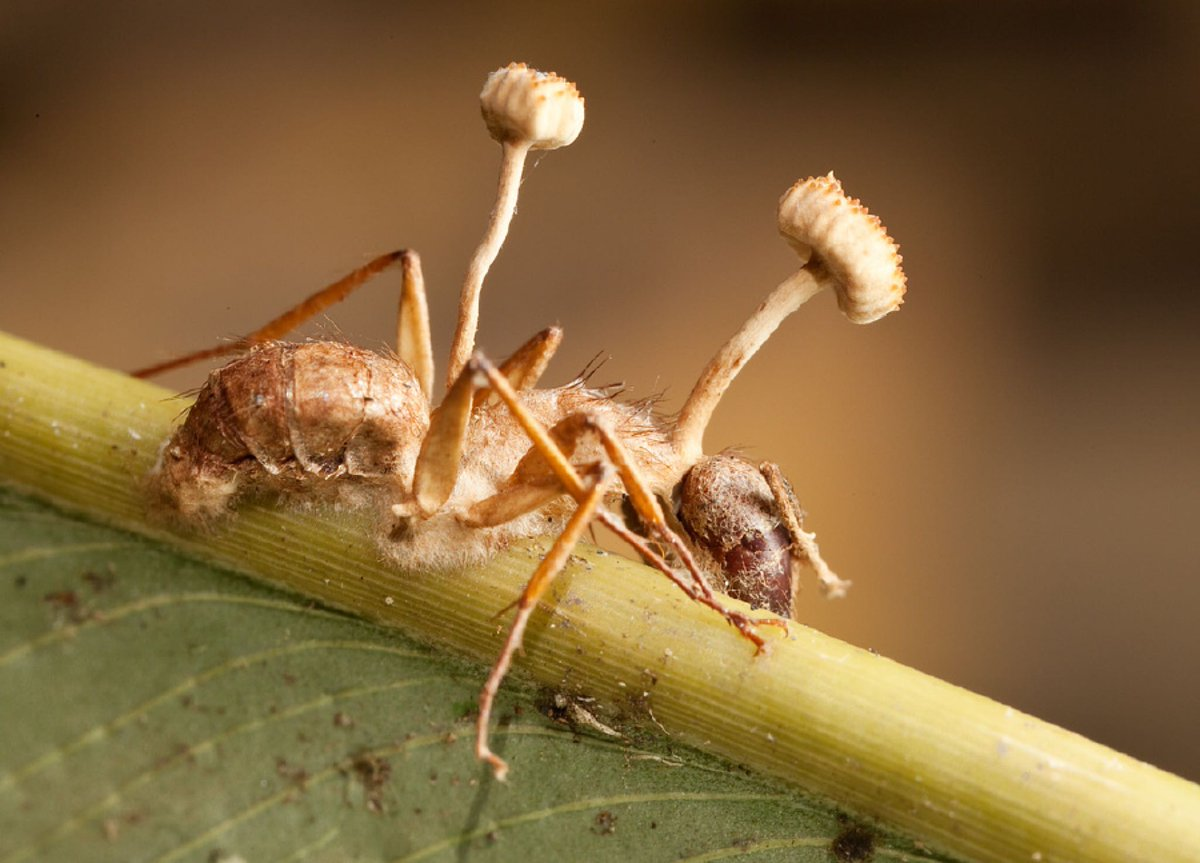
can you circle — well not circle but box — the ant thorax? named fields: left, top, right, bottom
left=388, top=377, right=675, bottom=572
left=137, top=62, right=905, bottom=779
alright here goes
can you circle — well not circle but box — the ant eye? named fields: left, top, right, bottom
left=676, top=455, right=794, bottom=617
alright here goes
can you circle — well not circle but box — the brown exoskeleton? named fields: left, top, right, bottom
left=136, top=63, right=906, bottom=779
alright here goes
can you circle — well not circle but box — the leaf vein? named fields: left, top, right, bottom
left=0, top=592, right=359, bottom=667
left=0, top=639, right=424, bottom=789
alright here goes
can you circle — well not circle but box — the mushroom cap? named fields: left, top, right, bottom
left=777, top=173, right=906, bottom=324
left=480, top=62, right=585, bottom=150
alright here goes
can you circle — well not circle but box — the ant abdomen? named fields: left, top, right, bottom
left=676, top=454, right=795, bottom=617
left=149, top=342, right=429, bottom=520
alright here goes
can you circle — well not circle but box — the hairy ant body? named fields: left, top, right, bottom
left=137, top=64, right=906, bottom=779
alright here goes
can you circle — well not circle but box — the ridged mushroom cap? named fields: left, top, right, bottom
left=777, top=173, right=906, bottom=324
left=480, top=62, right=585, bottom=150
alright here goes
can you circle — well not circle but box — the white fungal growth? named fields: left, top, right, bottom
left=480, top=62, right=585, bottom=150
left=777, top=173, right=906, bottom=324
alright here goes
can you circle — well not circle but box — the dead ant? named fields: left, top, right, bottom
left=135, top=63, right=906, bottom=779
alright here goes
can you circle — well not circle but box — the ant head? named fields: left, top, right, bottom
left=674, top=454, right=795, bottom=618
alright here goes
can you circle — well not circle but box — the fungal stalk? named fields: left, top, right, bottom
left=445, top=63, right=586, bottom=388
left=672, top=173, right=907, bottom=465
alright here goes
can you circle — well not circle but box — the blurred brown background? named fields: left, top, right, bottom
left=3, top=2, right=1198, bottom=780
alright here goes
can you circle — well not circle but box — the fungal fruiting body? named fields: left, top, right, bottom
left=140, top=63, right=907, bottom=779
left=479, top=62, right=585, bottom=149
left=776, top=172, right=906, bottom=324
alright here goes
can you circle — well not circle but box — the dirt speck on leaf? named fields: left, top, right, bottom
left=348, top=752, right=392, bottom=813
left=593, top=810, right=617, bottom=835
left=81, top=566, right=116, bottom=593
left=43, top=588, right=94, bottom=623
left=832, top=822, right=875, bottom=862
left=275, top=757, right=311, bottom=795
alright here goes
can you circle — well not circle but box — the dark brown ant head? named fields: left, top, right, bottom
left=666, top=174, right=904, bottom=617
left=675, top=454, right=795, bottom=618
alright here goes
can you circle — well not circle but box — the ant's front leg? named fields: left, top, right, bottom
left=476, top=462, right=613, bottom=781
left=472, top=356, right=783, bottom=653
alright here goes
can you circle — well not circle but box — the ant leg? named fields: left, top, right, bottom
left=473, top=356, right=589, bottom=500
left=409, top=359, right=482, bottom=515
left=759, top=462, right=851, bottom=601
left=132, top=250, right=423, bottom=380
left=394, top=251, right=434, bottom=401
left=462, top=470, right=561, bottom=529
left=475, top=324, right=565, bottom=408
left=460, top=410, right=591, bottom=528
left=477, top=463, right=612, bottom=781
left=405, top=326, right=562, bottom=517
left=405, top=324, right=564, bottom=516
left=592, top=509, right=777, bottom=650
left=474, top=356, right=779, bottom=651
left=494, top=326, right=564, bottom=392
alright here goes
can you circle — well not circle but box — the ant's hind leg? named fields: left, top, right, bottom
left=132, top=250, right=421, bottom=379
left=477, top=463, right=612, bottom=781
left=759, top=462, right=851, bottom=601
left=393, top=250, right=434, bottom=401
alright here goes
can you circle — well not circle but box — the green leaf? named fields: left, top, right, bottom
left=0, top=488, right=937, bottom=863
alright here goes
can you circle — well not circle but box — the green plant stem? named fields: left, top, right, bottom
left=1, top=330, right=1197, bottom=863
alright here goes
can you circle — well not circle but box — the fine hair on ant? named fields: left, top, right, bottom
left=136, top=62, right=907, bottom=780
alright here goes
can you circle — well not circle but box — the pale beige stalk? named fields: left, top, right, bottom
left=673, top=269, right=826, bottom=465
left=445, top=139, right=531, bottom=387
left=673, top=173, right=905, bottom=467
left=446, top=63, right=585, bottom=388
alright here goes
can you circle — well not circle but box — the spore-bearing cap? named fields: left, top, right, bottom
left=480, top=62, right=585, bottom=150
left=778, top=173, right=906, bottom=324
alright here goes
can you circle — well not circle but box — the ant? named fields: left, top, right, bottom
left=135, top=63, right=906, bottom=780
